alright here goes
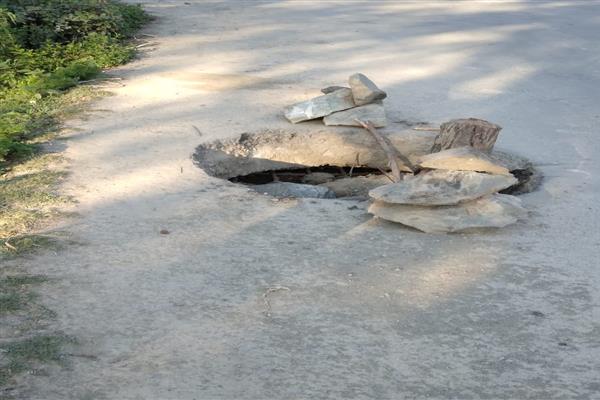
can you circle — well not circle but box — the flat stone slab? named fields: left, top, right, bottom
left=323, top=103, right=387, bottom=127
left=369, top=170, right=517, bottom=205
left=252, top=182, right=335, bottom=199
left=418, top=146, right=511, bottom=175
left=195, top=129, right=437, bottom=180
left=284, top=88, right=355, bottom=123
left=369, top=194, right=526, bottom=233
left=349, top=73, right=387, bottom=106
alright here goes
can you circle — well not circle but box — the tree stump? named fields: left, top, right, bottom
left=430, top=118, right=502, bottom=153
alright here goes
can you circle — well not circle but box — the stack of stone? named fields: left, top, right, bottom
left=368, top=133, right=527, bottom=233
left=284, top=73, right=388, bottom=127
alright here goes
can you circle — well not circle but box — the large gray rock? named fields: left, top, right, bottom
left=253, top=182, right=335, bottom=199
left=348, top=73, right=387, bottom=106
left=323, top=103, right=387, bottom=127
left=369, top=170, right=517, bottom=206
left=195, top=129, right=437, bottom=180
left=320, top=174, right=391, bottom=197
left=369, top=194, right=526, bottom=233
left=284, top=88, right=356, bottom=123
left=418, top=146, right=511, bottom=175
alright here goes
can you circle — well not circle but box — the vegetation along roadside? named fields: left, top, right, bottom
left=0, top=0, right=150, bottom=393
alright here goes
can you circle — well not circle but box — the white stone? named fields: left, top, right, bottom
left=418, top=146, right=511, bottom=175
left=369, top=170, right=517, bottom=206
left=284, top=88, right=355, bottom=123
left=369, top=194, right=526, bottom=233
left=323, top=103, right=387, bottom=127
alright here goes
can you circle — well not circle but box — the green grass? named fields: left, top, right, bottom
left=0, top=0, right=150, bottom=166
left=0, top=275, right=47, bottom=314
left=0, top=153, right=70, bottom=250
left=0, top=335, right=72, bottom=387
left=1, top=235, right=60, bottom=258
left=0, top=273, right=48, bottom=314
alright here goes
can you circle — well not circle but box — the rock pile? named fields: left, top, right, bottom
left=284, top=73, right=388, bottom=127
left=279, top=76, right=531, bottom=233
left=368, top=143, right=527, bottom=233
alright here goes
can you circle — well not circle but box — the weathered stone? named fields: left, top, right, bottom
left=321, top=86, right=349, bottom=94
left=418, top=146, right=511, bottom=175
left=369, top=170, right=517, bottom=206
left=194, top=129, right=437, bottom=180
left=302, top=172, right=336, bottom=185
left=369, top=194, right=526, bottom=233
left=431, top=118, right=501, bottom=153
left=253, top=182, right=335, bottom=199
left=320, top=175, right=390, bottom=197
left=284, top=88, right=355, bottom=123
left=323, top=103, right=387, bottom=128
left=348, top=73, right=387, bottom=106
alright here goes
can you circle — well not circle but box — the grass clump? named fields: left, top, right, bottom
left=0, top=154, right=70, bottom=259
left=0, top=0, right=149, bottom=167
left=0, top=334, right=72, bottom=387
left=0, top=274, right=47, bottom=314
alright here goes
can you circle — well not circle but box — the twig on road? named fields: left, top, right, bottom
left=355, top=119, right=414, bottom=182
left=263, top=286, right=290, bottom=317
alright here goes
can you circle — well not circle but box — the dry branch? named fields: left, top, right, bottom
left=356, top=119, right=414, bottom=182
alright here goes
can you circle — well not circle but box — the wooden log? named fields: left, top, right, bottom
left=430, top=118, right=501, bottom=153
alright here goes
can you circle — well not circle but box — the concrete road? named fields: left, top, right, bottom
left=16, top=1, right=600, bottom=399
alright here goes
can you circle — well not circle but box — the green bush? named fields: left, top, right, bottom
left=1, top=0, right=148, bottom=47
left=0, top=0, right=149, bottom=165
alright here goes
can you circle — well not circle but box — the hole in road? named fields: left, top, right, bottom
left=193, top=130, right=541, bottom=199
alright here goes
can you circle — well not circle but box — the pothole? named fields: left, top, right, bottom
left=193, top=129, right=541, bottom=199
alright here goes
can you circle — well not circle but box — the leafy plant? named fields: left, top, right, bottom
left=0, top=0, right=149, bottom=164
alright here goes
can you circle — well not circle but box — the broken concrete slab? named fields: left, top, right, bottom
left=284, top=88, right=355, bottom=123
left=369, top=170, right=517, bottom=206
left=319, top=174, right=391, bottom=197
left=369, top=194, right=526, bottom=233
left=253, top=182, right=335, bottom=198
left=349, top=73, right=387, bottom=106
left=323, top=102, right=387, bottom=128
left=195, top=129, right=436, bottom=180
left=418, top=146, right=511, bottom=175
left=321, top=85, right=349, bottom=94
